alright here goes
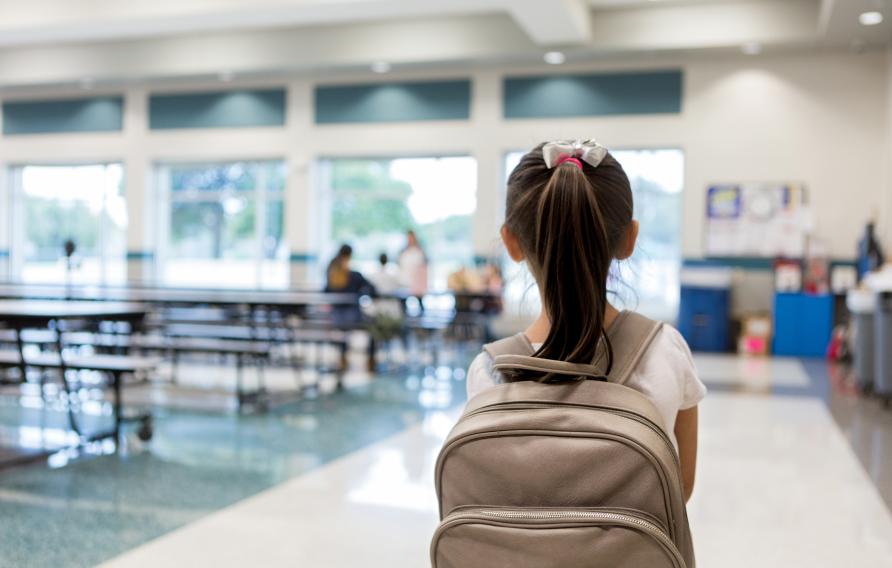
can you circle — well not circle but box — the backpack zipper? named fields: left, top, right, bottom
left=437, top=508, right=685, bottom=568
left=463, top=401, right=679, bottom=469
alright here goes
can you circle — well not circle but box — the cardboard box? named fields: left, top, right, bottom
left=738, top=314, right=772, bottom=356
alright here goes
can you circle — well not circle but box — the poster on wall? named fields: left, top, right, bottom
left=704, top=183, right=809, bottom=258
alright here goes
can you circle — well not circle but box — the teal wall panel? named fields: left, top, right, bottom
left=504, top=70, right=682, bottom=119
left=315, top=80, right=471, bottom=124
left=2, top=97, right=124, bottom=135
left=149, top=89, right=286, bottom=130
left=289, top=253, right=318, bottom=263
left=683, top=257, right=774, bottom=271
left=683, top=257, right=855, bottom=271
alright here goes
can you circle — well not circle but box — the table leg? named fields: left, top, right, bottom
left=52, top=320, right=81, bottom=437
left=14, top=324, right=27, bottom=383
left=112, top=371, right=122, bottom=442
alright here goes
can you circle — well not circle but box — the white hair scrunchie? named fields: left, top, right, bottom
left=542, top=139, right=609, bottom=169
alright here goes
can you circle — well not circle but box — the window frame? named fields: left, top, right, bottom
left=8, top=161, right=127, bottom=286
left=154, top=158, right=287, bottom=289
left=316, top=153, right=478, bottom=291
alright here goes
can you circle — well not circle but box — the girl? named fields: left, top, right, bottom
left=466, top=140, right=706, bottom=501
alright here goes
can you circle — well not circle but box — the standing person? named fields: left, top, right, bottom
left=466, top=140, right=706, bottom=500
left=398, top=230, right=428, bottom=297
left=857, top=219, right=885, bottom=281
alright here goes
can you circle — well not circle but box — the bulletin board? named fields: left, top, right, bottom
left=704, top=183, right=809, bottom=258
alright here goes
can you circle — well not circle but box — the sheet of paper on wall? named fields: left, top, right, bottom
left=705, top=183, right=808, bottom=258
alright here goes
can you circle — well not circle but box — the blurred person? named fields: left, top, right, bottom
left=480, top=264, right=504, bottom=322
left=324, top=244, right=376, bottom=371
left=447, top=265, right=483, bottom=293
left=363, top=254, right=406, bottom=366
left=481, top=263, right=504, bottom=295
left=398, top=230, right=428, bottom=296
left=368, top=253, right=401, bottom=295
left=324, top=244, right=374, bottom=296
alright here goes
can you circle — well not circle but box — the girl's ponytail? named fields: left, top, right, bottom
left=504, top=142, right=634, bottom=381
left=535, top=162, right=613, bottom=373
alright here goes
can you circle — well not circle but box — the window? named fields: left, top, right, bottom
left=503, top=149, right=684, bottom=321
left=9, top=163, right=126, bottom=285
left=156, top=160, right=287, bottom=289
left=318, top=157, right=477, bottom=290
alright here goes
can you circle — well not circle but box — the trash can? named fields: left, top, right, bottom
left=846, top=289, right=876, bottom=391
left=678, top=267, right=732, bottom=352
left=772, top=293, right=834, bottom=357
left=876, top=290, right=892, bottom=401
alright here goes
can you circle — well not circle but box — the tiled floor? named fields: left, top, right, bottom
left=2, top=350, right=892, bottom=567
left=0, top=356, right=469, bottom=568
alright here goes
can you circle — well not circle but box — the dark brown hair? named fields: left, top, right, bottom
left=504, top=143, right=633, bottom=380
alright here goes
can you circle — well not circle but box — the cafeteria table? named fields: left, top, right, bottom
left=0, top=300, right=156, bottom=462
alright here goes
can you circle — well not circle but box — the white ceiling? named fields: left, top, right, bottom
left=0, top=0, right=888, bottom=88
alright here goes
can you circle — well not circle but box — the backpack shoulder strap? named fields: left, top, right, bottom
left=483, top=332, right=535, bottom=359
left=484, top=333, right=606, bottom=379
left=481, top=312, right=662, bottom=383
left=605, top=311, right=664, bottom=385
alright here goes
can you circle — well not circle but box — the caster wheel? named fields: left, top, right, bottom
left=138, top=425, right=153, bottom=441
left=137, top=419, right=154, bottom=442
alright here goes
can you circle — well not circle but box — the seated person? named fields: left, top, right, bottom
left=368, top=253, right=402, bottom=295
left=325, top=244, right=376, bottom=371
left=325, top=244, right=375, bottom=325
left=325, top=244, right=374, bottom=296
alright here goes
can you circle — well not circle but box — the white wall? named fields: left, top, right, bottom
left=0, top=47, right=887, bottom=286
left=684, top=51, right=888, bottom=259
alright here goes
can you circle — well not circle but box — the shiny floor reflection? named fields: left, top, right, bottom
left=102, top=390, right=892, bottom=568
left=5, top=352, right=892, bottom=567
left=0, top=360, right=470, bottom=568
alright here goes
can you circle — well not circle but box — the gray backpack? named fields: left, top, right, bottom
left=432, top=311, right=695, bottom=568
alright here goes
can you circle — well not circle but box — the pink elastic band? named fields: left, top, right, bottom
left=556, top=155, right=583, bottom=170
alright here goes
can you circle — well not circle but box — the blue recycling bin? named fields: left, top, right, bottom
left=772, top=293, right=833, bottom=357
left=678, top=285, right=731, bottom=352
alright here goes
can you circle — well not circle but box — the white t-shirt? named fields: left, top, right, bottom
left=369, top=265, right=402, bottom=295
left=465, top=324, right=707, bottom=449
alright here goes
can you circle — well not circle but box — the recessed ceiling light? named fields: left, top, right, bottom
left=219, top=71, right=234, bottom=82
left=371, top=61, right=391, bottom=73
left=544, top=51, right=566, bottom=65
left=860, top=11, right=883, bottom=26
left=741, top=42, right=762, bottom=55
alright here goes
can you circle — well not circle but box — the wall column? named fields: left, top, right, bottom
left=0, top=164, right=9, bottom=282
left=286, top=79, right=317, bottom=287
left=0, top=101, right=8, bottom=280
left=123, top=87, right=153, bottom=284
left=470, top=70, right=504, bottom=266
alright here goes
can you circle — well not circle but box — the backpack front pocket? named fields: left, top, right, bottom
left=431, top=507, right=685, bottom=568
